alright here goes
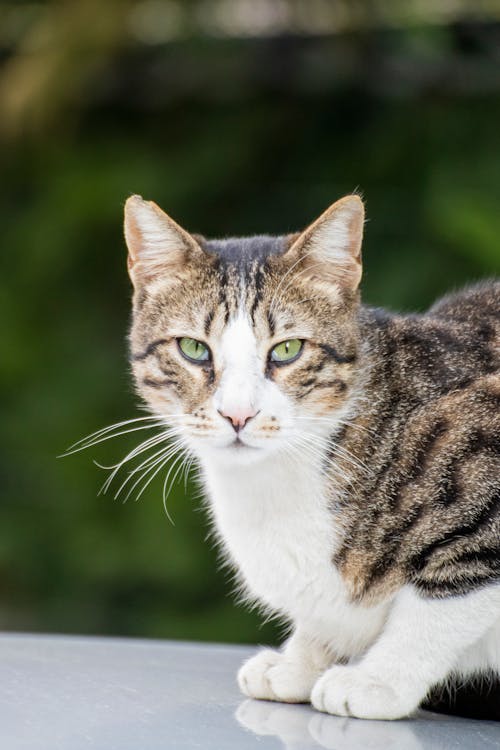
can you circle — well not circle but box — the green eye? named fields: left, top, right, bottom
left=270, top=339, right=303, bottom=364
left=178, top=337, right=210, bottom=363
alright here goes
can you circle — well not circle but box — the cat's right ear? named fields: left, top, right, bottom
left=124, top=195, right=202, bottom=286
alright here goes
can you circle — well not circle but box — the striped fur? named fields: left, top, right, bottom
left=124, top=194, right=500, bottom=719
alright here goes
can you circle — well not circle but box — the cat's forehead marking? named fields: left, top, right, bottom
left=204, top=235, right=287, bottom=266
left=204, top=235, right=289, bottom=339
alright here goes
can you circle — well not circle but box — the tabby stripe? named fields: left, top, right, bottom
left=217, top=264, right=230, bottom=324
left=410, top=488, right=500, bottom=575
left=377, top=417, right=447, bottom=510
left=415, top=572, right=496, bottom=598
left=303, top=360, right=326, bottom=374
left=297, top=381, right=343, bottom=400
left=300, top=377, right=318, bottom=389
left=436, top=469, right=459, bottom=506
left=466, top=428, right=500, bottom=455
left=249, top=264, right=265, bottom=323
left=344, top=420, right=450, bottom=590
left=404, top=419, right=449, bottom=487
left=132, top=339, right=169, bottom=361
left=319, top=344, right=357, bottom=364
left=349, top=505, right=425, bottom=596
left=336, top=415, right=445, bottom=568
left=437, top=429, right=500, bottom=506
left=134, top=289, right=148, bottom=309
left=454, top=546, right=500, bottom=568
left=204, top=310, right=214, bottom=337
left=142, top=377, right=177, bottom=389
left=266, top=310, right=276, bottom=337
left=479, top=388, right=500, bottom=409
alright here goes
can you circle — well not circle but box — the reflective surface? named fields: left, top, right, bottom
left=0, top=634, right=498, bottom=749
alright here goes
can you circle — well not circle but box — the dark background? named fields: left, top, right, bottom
left=1, top=0, right=499, bottom=644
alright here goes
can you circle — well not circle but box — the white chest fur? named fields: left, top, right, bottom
left=201, top=452, right=388, bottom=658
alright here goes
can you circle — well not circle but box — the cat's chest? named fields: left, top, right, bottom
left=203, top=458, right=347, bottom=622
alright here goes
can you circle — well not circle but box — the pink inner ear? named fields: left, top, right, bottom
left=286, top=196, right=364, bottom=293
left=345, top=203, right=364, bottom=263
left=304, top=254, right=362, bottom=293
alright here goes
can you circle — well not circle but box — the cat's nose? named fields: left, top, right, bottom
left=218, top=407, right=259, bottom=433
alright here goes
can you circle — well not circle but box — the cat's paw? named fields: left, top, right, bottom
left=237, top=648, right=317, bottom=703
left=310, top=665, right=418, bottom=720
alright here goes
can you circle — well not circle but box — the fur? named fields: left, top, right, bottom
left=124, top=193, right=500, bottom=720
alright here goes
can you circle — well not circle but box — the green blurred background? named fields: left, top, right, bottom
left=1, top=0, right=500, bottom=644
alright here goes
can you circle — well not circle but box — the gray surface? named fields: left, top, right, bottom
left=0, top=634, right=498, bottom=750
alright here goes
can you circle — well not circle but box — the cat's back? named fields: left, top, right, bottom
left=427, top=279, right=499, bottom=324
left=423, top=279, right=500, bottom=385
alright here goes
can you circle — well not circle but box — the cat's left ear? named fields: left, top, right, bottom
left=287, top=195, right=364, bottom=293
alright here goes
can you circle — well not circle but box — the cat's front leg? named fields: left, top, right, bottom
left=311, top=584, right=500, bottom=720
left=238, top=628, right=332, bottom=703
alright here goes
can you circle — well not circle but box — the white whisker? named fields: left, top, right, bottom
left=61, top=415, right=169, bottom=455
left=295, top=415, right=374, bottom=436
left=98, top=431, right=175, bottom=494
left=164, top=453, right=189, bottom=504
left=162, top=448, right=191, bottom=522
left=125, top=439, right=186, bottom=505
left=112, top=440, right=179, bottom=499
left=130, top=453, right=175, bottom=505
left=62, top=422, right=176, bottom=457
left=297, top=429, right=370, bottom=475
left=96, top=429, right=175, bottom=472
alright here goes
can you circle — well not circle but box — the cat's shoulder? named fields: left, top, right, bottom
left=360, top=280, right=499, bottom=396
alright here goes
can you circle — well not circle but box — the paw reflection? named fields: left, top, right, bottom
left=236, top=699, right=313, bottom=743
left=308, top=712, right=422, bottom=750
left=236, top=699, right=422, bottom=750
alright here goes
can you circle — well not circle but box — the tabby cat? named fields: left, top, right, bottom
left=124, top=193, right=500, bottom=720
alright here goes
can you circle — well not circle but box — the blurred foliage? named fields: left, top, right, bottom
left=0, top=0, right=499, bottom=644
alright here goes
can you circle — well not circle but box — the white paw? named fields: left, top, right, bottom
left=311, top=665, right=418, bottom=720
left=237, top=648, right=318, bottom=703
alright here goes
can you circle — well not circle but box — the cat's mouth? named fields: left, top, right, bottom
left=230, top=436, right=259, bottom=450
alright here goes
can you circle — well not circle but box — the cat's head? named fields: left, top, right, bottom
left=125, top=194, right=364, bottom=465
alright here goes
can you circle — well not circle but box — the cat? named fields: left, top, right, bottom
left=123, top=193, right=500, bottom=720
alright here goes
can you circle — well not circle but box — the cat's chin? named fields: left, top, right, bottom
left=194, top=438, right=280, bottom=467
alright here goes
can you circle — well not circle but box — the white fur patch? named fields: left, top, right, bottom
left=311, top=584, right=500, bottom=719
left=201, top=428, right=389, bottom=660
left=212, top=311, right=262, bottom=420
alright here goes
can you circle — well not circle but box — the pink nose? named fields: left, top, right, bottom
left=218, top=407, right=258, bottom=432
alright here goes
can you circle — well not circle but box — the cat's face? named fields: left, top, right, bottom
left=125, top=195, right=364, bottom=465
